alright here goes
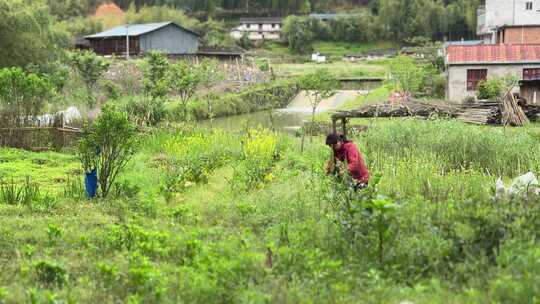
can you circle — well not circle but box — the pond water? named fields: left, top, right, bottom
left=200, top=109, right=311, bottom=133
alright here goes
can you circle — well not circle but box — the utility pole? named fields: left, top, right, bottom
left=126, top=23, right=130, bottom=60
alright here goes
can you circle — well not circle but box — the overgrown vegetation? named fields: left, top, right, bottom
left=1, top=119, right=540, bottom=302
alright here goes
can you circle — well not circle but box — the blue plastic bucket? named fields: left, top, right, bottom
left=84, top=169, right=98, bottom=199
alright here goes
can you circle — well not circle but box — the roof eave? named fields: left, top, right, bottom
left=448, top=61, right=540, bottom=66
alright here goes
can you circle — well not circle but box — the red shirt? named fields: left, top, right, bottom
left=334, top=141, right=370, bottom=183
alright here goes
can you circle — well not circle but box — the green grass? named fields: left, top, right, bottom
left=1, top=122, right=540, bottom=302
left=271, top=60, right=388, bottom=78
left=312, top=40, right=397, bottom=57
left=0, top=148, right=79, bottom=193
left=258, top=40, right=397, bottom=58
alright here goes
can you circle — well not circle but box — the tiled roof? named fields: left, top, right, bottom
left=85, top=22, right=199, bottom=39
left=447, top=44, right=540, bottom=64
left=239, top=17, right=282, bottom=24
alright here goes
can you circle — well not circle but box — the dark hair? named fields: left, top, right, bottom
left=326, top=133, right=339, bottom=145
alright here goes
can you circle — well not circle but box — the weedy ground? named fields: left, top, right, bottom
left=1, top=119, right=540, bottom=303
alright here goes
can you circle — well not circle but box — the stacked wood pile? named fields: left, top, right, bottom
left=332, top=98, right=540, bottom=126
left=331, top=100, right=457, bottom=120
left=455, top=101, right=501, bottom=124
left=500, top=93, right=529, bottom=126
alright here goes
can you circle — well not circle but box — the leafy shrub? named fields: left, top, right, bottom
left=34, top=260, right=67, bottom=288
left=477, top=78, right=503, bottom=100
left=77, top=105, right=138, bottom=198
left=127, top=251, right=165, bottom=301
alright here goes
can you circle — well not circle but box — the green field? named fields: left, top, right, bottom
left=1, top=119, right=540, bottom=302
left=271, top=60, right=388, bottom=78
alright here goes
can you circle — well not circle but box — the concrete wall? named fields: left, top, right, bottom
left=140, top=24, right=199, bottom=54
left=447, top=63, right=540, bottom=101
left=480, top=0, right=540, bottom=39
left=485, top=0, right=540, bottom=27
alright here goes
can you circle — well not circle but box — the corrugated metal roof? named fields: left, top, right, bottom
left=447, top=44, right=540, bottom=64
left=444, top=40, right=484, bottom=47
left=309, top=13, right=360, bottom=20
left=85, top=21, right=199, bottom=39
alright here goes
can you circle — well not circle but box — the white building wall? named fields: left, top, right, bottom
left=447, top=64, right=540, bottom=101
left=230, top=22, right=282, bottom=40
left=480, top=0, right=540, bottom=40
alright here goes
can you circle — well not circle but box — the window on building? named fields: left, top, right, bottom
left=271, top=23, right=276, bottom=28
left=467, top=69, right=487, bottom=91
left=526, top=1, right=533, bottom=10
left=524, top=68, right=540, bottom=80
left=246, top=24, right=251, bottom=29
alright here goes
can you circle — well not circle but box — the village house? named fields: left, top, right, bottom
left=477, top=0, right=540, bottom=43
left=85, top=22, right=200, bottom=56
left=230, top=17, right=282, bottom=41
left=446, top=44, right=540, bottom=102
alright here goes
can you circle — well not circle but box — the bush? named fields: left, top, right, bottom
left=477, top=78, right=504, bottom=100
left=34, top=260, right=67, bottom=288
left=77, top=105, right=138, bottom=198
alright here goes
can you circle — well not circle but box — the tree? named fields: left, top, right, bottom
left=78, top=105, right=138, bottom=198
left=0, top=67, right=53, bottom=128
left=388, top=56, right=427, bottom=95
left=168, top=61, right=204, bottom=120
left=167, top=58, right=222, bottom=121
left=143, top=51, right=170, bottom=100
left=282, top=16, right=315, bottom=54
left=0, top=0, right=71, bottom=68
left=70, top=51, right=110, bottom=106
left=298, top=70, right=337, bottom=122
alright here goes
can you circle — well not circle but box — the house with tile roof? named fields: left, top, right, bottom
left=446, top=44, right=540, bottom=101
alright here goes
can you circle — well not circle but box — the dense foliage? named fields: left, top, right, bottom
left=0, top=0, right=70, bottom=68
left=0, top=68, right=54, bottom=127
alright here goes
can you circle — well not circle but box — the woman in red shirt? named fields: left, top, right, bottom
left=325, top=133, right=370, bottom=189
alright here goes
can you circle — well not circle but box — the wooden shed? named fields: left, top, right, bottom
left=85, top=21, right=200, bottom=56
left=520, top=79, right=540, bottom=104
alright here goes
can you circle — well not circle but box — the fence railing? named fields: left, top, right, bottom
left=0, top=114, right=83, bottom=151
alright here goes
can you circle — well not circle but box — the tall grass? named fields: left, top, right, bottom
left=361, top=119, right=540, bottom=177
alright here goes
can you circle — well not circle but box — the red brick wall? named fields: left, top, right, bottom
left=501, top=27, right=540, bottom=44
